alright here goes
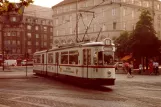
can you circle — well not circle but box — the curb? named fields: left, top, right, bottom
left=0, top=75, right=38, bottom=79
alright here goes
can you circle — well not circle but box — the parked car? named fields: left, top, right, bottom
left=2, top=60, right=17, bottom=66
left=114, top=62, right=125, bottom=71
left=21, top=59, right=33, bottom=66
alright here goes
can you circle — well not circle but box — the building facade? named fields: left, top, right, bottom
left=0, top=4, right=53, bottom=60
left=52, top=0, right=161, bottom=47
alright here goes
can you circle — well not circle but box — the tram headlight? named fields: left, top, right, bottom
left=107, top=70, right=111, bottom=77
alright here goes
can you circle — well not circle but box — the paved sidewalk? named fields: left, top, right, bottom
left=0, top=67, right=37, bottom=79
left=116, top=68, right=161, bottom=75
left=116, top=73, right=161, bottom=83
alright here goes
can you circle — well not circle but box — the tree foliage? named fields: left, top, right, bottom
left=114, top=31, right=130, bottom=58
left=129, top=9, right=160, bottom=58
left=0, top=0, right=34, bottom=14
left=115, top=9, right=161, bottom=59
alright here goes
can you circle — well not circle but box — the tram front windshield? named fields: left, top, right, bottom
left=94, top=51, right=114, bottom=65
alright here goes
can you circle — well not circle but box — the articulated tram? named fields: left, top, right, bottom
left=33, top=38, right=116, bottom=85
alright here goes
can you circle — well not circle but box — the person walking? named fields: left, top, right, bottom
left=149, top=60, right=154, bottom=75
left=125, top=61, right=133, bottom=78
left=155, top=61, right=159, bottom=75
left=139, top=63, right=143, bottom=74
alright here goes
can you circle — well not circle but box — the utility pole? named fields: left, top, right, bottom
left=76, top=0, right=78, bottom=43
left=2, top=23, right=4, bottom=71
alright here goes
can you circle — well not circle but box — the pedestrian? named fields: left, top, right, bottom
left=139, top=63, right=143, bottom=74
left=153, top=61, right=156, bottom=74
left=149, top=60, right=153, bottom=75
left=125, top=61, right=133, bottom=78
left=127, top=62, right=133, bottom=78
left=155, top=61, right=159, bottom=75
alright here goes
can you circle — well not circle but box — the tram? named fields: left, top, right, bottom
left=33, top=38, right=116, bottom=85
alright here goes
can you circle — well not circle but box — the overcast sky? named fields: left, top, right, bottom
left=9, top=0, right=161, bottom=8
left=9, top=0, right=64, bottom=8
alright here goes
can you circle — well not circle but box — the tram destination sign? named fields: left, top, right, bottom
left=103, top=47, right=113, bottom=51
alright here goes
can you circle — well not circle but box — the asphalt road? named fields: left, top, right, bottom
left=0, top=66, right=160, bottom=107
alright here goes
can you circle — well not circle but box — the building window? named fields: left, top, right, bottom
left=132, top=0, right=134, bottom=4
left=12, top=49, right=16, bottom=53
left=123, top=22, right=126, bottom=30
left=55, top=18, right=58, bottom=25
left=17, top=49, right=20, bottom=53
left=113, top=22, right=116, bottom=30
left=36, top=34, right=39, bottom=38
left=7, top=32, right=11, bottom=36
left=12, top=40, right=16, bottom=45
left=146, top=1, right=149, bottom=7
left=139, top=1, right=142, bottom=6
left=42, top=20, right=46, bottom=25
left=50, top=28, right=53, bottom=32
left=123, top=8, right=126, bottom=16
left=102, top=24, right=106, bottom=31
left=35, top=26, right=39, bottom=30
left=44, top=42, right=47, bottom=46
left=50, top=43, right=53, bottom=46
left=44, top=34, right=47, bottom=40
left=112, top=8, right=116, bottom=16
left=17, top=41, right=20, bottom=45
left=28, top=49, right=32, bottom=54
left=70, top=28, right=72, bottom=34
left=157, top=4, right=160, bottom=10
left=34, top=19, right=38, bottom=23
left=27, top=41, right=32, bottom=45
left=50, top=36, right=53, bottom=39
left=12, top=32, right=16, bottom=36
left=27, top=33, right=32, bottom=38
left=11, top=17, right=16, bottom=22
left=102, top=8, right=105, bottom=17
left=17, top=32, right=20, bottom=37
left=36, top=42, right=39, bottom=46
left=27, top=25, right=32, bottom=30
left=43, top=26, right=47, bottom=32
left=56, top=30, right=59, bottom=36
left=132, top=10, right=134, bottom=18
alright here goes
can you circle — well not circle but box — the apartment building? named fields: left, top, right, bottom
left=52, top=0, right=161, bottom=47
left=0, top=4, right=53, bottom=60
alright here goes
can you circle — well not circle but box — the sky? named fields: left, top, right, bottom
left=8, top=0, right=161, bottom=8
left=9, top=0, right=64, bottom=8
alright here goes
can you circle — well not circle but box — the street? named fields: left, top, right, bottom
left=0, top=67, right=161, bottom=107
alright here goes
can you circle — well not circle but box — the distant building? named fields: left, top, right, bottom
left=52, top=0, right=161, bottom=47
left=0, top=4, right=53, bottom=60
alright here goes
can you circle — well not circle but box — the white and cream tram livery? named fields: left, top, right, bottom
left=33, top=38, right=116, bottom=85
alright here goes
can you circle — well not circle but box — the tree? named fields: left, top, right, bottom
left=114, top=31, right=130, bottom=58
left=129, top=9, right=160, bottom=59
left=0, top=0, right=33, bottom=15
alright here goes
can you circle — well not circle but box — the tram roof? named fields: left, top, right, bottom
left=34, top=41, right=114, bottom=54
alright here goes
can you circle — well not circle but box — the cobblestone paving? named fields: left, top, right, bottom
left=0, top=74, right=161, bottom=107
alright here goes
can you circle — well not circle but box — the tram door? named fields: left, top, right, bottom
left=83, top=49, right=91, bottom=78
left=42, top=54, right=45, bottom=75
left=55, top=52, right=59, bottom=76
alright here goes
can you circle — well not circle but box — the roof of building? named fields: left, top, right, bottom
left=52, top=0, right=86, bottom=8
left=24, top=4, right=52, bottom=19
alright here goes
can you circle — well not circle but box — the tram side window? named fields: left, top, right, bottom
left=83, top=49, right=91, bottom=65
left=48, top=53, right=53, bottom=63
left=61, top=51, right=68, bottom=64
left=104, top=52, right=114, bottom=65
left=34, top=55, right=41, bottom=63
left=42, top=54, right=44, bottom=64
left=69, top=51, right=78, bottom=64
left=98, top=51, right=103, bottom=65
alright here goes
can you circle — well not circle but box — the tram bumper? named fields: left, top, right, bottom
left=90, top=78, right=115, bottom=86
